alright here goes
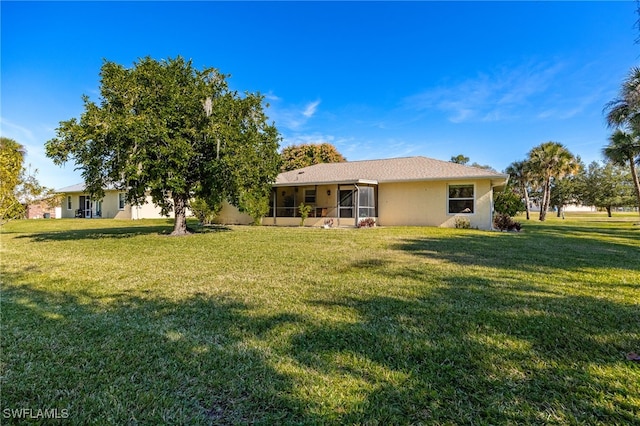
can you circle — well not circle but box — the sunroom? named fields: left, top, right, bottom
left=262, top=180, right=378, bottom=227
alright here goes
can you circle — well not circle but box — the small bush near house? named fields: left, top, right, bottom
left=494, top=188, right=525, bottom=217
left=357, top=217, right=376, bottom=228
left=494, top=213, right=522, bottom=231
left=298, top=203, right=312, bottom=226
left=454, top=217, right=471, bottom=229
left=190, top=197, right=221, bottom=225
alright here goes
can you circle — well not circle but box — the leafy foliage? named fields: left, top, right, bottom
left=190, top=196, right=222, bottom=225
left=45, top=57, right=281, bottom=235
left=450, top=154, right=469, bottom=165
left=493, top=213, right=522, bottom=231
left=602, top=130, right=640, bottom=218
left=281, top=143, right=346, bottom=172
left=1, top=138, right=56, bottom=224
left=575, top=161, right=635, bottom=216
left=0, top=137, right=25, bottom=223
left=298, top=203, right=312, bottom=226
left=603, top=66, right=640, bottom=219
left=453, top=217, right=470, bottom=229
left=494, top=188, right=525, bottom=217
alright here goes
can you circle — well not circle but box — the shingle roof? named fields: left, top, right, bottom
left=56, top=183, right=120, bottom=193
left=56, top=183, right=88, bottom=193
left=276, top=156, right=508, bottom=186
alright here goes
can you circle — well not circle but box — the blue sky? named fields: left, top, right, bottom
left=2, top=1, right=638, bottom=189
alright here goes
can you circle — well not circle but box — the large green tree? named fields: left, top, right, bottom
left=46, top=57, right=281, bottom=235
left=604, top=66, right=640, bottom=219
left=527, top=141, right=579, bottom=221
left=0, top=137, right=26, bottom=223
left=602, top=130, right=640, bottom=218
left=280, top=143, right=346, bottom=172
left=577, top=160, right=634, bottom=217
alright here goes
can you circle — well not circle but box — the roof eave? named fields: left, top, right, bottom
left=273, top=178, right=378, bottom=187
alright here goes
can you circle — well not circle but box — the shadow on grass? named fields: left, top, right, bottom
left=3, top=265, right=639, bottom=424
left=16, top=223, right=232, bottom=242
left=393, top=222, right=640, bottom=273
left=1, top=275, right=309, bottom=425
left=290, top=276, right=639, bottom=424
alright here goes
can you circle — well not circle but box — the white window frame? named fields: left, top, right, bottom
left=118, top=193, right=126, bottom=210
left=67, top=196, right=72, bottom=210
left=447, top=183, right=475, bottom=215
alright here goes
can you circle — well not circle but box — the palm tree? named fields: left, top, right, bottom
left=604, top=66, right=640, bottom=219
left=527, top=141, right=579, bottom=221
left=603, top=130, right=640, bottom=219
left=505, top=160, right=533, bottom=220
left=605, top=66, right=640, bottom=130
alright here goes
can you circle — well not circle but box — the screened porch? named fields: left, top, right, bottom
left=263, top=183, right=378, bottom=227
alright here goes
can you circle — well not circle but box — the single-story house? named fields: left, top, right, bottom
left=217, top=156, right=509, bottom=230
left=56, top=183, right=185, bottom=219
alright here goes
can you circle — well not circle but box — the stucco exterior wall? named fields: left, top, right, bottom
left=377, top=180, right=494, bottom=230
left=213, top=202, right=255, bottom=225
left=59, top=191, right=183, bottom=220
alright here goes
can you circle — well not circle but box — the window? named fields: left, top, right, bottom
left=67, top=196, right=72, bottom=210
left=358, top=186, right=376, bottom=218
left=118, top=193, right=126, bottom=210
left=448, top=184, right=474, bottom=214
left=304, top=189, right=316, bottom=204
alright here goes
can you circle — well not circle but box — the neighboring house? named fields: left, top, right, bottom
left=56, top=183, right=186, bottom=219
left=25, top=199, right=60, bottom=219
left=217, top=156, right=509, bottom=230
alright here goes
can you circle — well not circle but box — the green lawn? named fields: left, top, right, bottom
left=1, top=215, right=639, bottom=424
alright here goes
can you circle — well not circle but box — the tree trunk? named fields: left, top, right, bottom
left=606, top=205, right=612, bottom=217
left=171, top=194, right=191, bottom=236
left=557, top=205, right=562, bottom=218
left=629, top=157, right=640, bottom=221
left=522, top=183, right=531, bottom=220
left=539, top=178, right=551, bottom=221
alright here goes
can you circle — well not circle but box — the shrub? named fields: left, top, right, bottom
left=357, top=217, right=376, bottom=228
left=493, top=213, right=522, bottom=232
left=298, top=203, right=312, bottom=226
left=454, top=217, right=471, bottom=229
left=494, top=188, right=525, bottom=217
left=190, top=196, right=221, bottom=225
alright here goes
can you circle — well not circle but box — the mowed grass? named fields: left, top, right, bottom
left=1, top=215, right=639, bottom=424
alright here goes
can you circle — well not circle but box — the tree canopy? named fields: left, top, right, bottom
left=46, top=57, right=281, bottom=235
left=603, top=66, right=640, bottom=219
left=449, top=154, right=469, bottom=165
left=0, top=137, right=26, bottom=223
left=576, top=160, right=634, bottom=216
left=280, top=143, right=346, bottom=172
left=527, top=141, right=579, bottom=221
left=602, top=129, right=640, bottom=217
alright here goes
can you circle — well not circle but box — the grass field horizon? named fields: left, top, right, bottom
left=2, top=213, right=639, bottom=424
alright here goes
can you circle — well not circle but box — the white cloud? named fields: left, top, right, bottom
left=404, top=60, right=568, bottom=123
left=264, top=96, right=322, bottom=131
left=0, top=117, right=35, bottom=143
left=302, top=100, right=320, bottom=118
